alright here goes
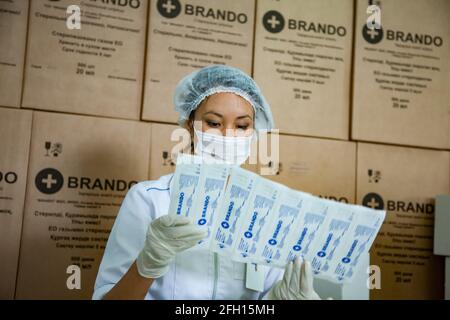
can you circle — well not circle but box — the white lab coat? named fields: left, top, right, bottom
left=92, top=173, right=284, bottom=300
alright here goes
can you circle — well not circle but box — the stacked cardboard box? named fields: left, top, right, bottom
left=0, top=108, right=32, bottom=299
left=352, top=0, right=450, bottom=149
left=15, top=112, right=151, bottom=299
left=253, top=0, right=354, bottom=139
left=21, top=0, right=148, bottom=119
left=357, top=142, right=450, bottom=299
left=0, top=0, right=29, bottom=107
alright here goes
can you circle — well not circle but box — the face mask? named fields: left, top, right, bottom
left=193, top=127, right=254, bottom=165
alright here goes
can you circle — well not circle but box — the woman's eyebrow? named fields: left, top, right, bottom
left=236, top=115, right=253, bottom=120
left=203, top=111, right=223, bottom=118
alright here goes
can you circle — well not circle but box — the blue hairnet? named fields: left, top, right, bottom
left=173, top=65, right=275, bottom=131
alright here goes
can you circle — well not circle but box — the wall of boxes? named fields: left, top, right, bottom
left=0, top=0, right=449, bottom=300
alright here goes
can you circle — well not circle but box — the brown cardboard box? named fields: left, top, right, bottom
left=15, top=112, right=151, bottom=299
left=21, top=0, right=148, bottom=119
left=352, top=0, right=450, bottom=149
left=261, top=134, right=356, bottom=204
left=0, top=108, right=32, bottom=299
left=142, top=0, right=255, bottom=123
left=0, top=0, right=29, bottom=108
left=253, top=0, right=354, bottom=140
left=357, top=143, right=450, bottom=299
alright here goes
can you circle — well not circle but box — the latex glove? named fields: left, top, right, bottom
left=136, top=214, right=207, bottom=278
left=263, top=256, right=321, bottom=300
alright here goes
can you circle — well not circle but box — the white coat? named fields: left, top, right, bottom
left=92, top=173, right=284, bottom=300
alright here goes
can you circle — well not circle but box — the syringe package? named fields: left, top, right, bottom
left=167, top=154, right=386, bottom=283
left=210, top=167, right=258, bottom=255
left=328, top=205, right=385, bottom=282
left=231, top=179, right=282, bottom=262
left=252, top=188, right=312, bottom=267
left=278, top=197, right=331, bottom=266
left=307, top=201, right=356, bottom=276
left=190, top=164, right=231, bottom=246
left=168, top=154, right=202, bottom=218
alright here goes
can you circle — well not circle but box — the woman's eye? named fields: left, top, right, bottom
left=237, top=125, right=249, bottom=130
left=206, top=121, right=220, bottom=128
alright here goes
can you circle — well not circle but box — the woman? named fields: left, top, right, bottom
left=93, top=65, right=321, bottom=300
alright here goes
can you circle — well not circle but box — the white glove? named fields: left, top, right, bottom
left=263, top=256, right=321, bottom=300
left=136, top=214, right=207, bottom=279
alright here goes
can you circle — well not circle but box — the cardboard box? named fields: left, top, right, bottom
left=357, top=143, right=450, bottom=299
left=0, top=108, right=32, bottom=299
left=352, top=0, right=450, bottom=149
left=142, top=0, right=255, bottom=123
left=21, top=0, right=148, bottom=119
left=253, top=0, right=354, bottom=139
left=0, top=0, right=29, bottom=108
left=15, top=112, right=151, bottom=299
left=434, top=195, right=450, bottom=256
left=262, top=134, right=356, bottom=204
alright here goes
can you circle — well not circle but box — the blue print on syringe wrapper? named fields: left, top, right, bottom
left=280, top=199, right=330, bottom=266
left=190, top=164, right=230, bottom=246
left=253, top=188, right=309, bottom=267
left=168, top=154, right=201, bottom=218
left=210, top=167, right=257, bottom=255
left=306, top=201, right=355, bottom=276
left=330, top=206, right=385, bottom=282
left=231, top=179, right=282, bottom=263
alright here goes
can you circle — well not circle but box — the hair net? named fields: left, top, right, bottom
left=173, top=65, right=275, bottom=131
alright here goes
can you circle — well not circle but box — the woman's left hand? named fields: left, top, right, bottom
left=263, top=256, right=321, bottom=300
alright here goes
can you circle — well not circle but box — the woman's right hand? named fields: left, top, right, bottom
left=136, top=215, right=207, bottom=279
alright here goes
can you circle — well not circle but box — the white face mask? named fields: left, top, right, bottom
left=193, top=127, right=254, bottom=165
